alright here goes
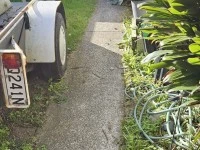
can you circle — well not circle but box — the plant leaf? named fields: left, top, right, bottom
left=150, top=61, right=171, bottom=70
left=189, top=43, right=200, bottom=55
left=192, top=37, right=200, bottom=44
left=188, top=57, right=200, bottom=65
left=139, top=5, right=171, bottom=15
left=162, top=50, right=193, bottom=61
left=141, top=50, right=174, bottom=64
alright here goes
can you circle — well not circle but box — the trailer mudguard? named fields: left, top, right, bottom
left=25, top=1, right=64, bottom=63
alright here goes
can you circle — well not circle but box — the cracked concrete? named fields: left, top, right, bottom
left=37, top=0, right=126, bottom=149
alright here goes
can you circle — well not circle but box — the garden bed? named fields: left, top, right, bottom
left=121, top=0, right=200, bottom=149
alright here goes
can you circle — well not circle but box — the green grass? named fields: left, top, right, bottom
left=121, top=118, right=158, bottom=150
left=63, top=0, right=97, bottom=51
left=1, top=0, right=97, bottom=149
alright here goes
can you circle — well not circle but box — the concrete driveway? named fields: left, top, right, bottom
left=37, top=0, right=126, bottom=149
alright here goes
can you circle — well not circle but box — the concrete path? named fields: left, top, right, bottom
left=37, top=0, right=126, bottom=149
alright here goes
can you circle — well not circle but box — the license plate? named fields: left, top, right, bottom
left=2, top=67, right=29, bottom=108
left=0, top=39, right=30, bottom=108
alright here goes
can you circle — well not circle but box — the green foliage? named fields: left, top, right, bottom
left=0, top=124, right=11, bottom=150
left=120, top=19, right=154, bottom=86
left=48, top=79, right=68, bottom=104
left=121, top=11, right=200, bottom=149
left=119, top=19, right=133, bottom=51
left=19, top=143, right=47, bottom=150
left=121, top=118, right=158, bottom=150
left=135, top=2, right=200, bottom=148
left=62, top=0, right=97, bottom=51
left=121, top=19, right=163, bottom=150
left=21, top=143, right=33, bottom=150
left=194, top=130, right=200, bottom=144
left=139, top=0, right=200, bottom=95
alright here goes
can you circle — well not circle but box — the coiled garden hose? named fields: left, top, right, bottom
left=125, top=84, right=199, bottom=149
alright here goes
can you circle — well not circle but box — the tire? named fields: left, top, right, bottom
left=41, top=13, right=67, bottom=80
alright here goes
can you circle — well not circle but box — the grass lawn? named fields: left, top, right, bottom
left=1, top=0, right=97, bottom=149
left=63, top=0, right=97, bottom=50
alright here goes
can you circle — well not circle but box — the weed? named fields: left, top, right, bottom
left=48, top=79, right=68, bottom=104
left=21, top=143, right=33, bottom=150
left=0, top=124, right=11, bottom=149
left=19, top=142, right=47, bottom=150
left=37, top=145, right=47, bottom=150
left=121, top=117, right=158, bottom=150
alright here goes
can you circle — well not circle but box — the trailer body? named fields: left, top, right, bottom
left=0, top=0, right=67, bottom=108
left=0, top=0, right=11, bottom=16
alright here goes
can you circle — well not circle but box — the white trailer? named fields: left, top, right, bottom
left=0, top=0, right=67, bottom=108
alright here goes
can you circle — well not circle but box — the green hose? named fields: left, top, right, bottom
left=125, top=84, right=199, bottom=149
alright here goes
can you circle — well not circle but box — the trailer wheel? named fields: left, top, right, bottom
left=41, top=13, right=67, bottom=80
